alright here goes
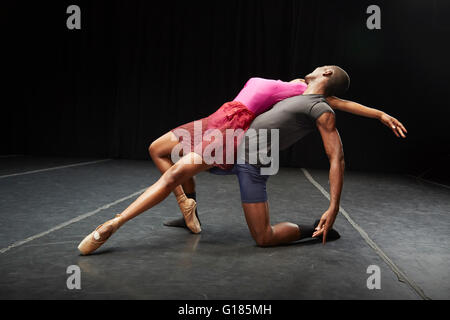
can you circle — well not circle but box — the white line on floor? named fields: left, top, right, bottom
left=406, top=174, right=450, bottom=190
left=0, top=188, right=147, bottom=254
left=301, top=168, right=430, bottom=300
left=0, top=159, right=112, bottom=179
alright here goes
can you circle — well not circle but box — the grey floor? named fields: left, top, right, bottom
left=0, top=156, right=449, bottom=300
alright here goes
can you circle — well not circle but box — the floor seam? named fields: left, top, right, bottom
left=0, top=159, right=112, bottom=179
left=405, top=174, right=450, bottom=190
left=0, top=188, right=146, bottom=254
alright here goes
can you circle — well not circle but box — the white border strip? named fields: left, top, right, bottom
left=0, top=159, right=112, bottom=179
left=301, top=168, right=430, bottom=300
left=0, top=188, right=146, bottom=254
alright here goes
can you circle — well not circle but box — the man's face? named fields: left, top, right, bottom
left=305, top=66, right=329, bottom=84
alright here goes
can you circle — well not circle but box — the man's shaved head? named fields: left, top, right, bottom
left=305, top=65, right=350, bottom=97
left=326, top=66, right=350, bottom=96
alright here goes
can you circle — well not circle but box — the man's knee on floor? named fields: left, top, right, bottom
left=253, top=228, right=273, bottom=247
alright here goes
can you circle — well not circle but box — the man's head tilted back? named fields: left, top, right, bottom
left=305, top=66, right=350, bottom=97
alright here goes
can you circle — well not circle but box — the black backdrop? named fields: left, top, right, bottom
left=2, top=0, right=450, bottom=176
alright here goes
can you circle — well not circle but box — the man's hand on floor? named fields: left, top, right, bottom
left=313, top=208, right=339, bottom=244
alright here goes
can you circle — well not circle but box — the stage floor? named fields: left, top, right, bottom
left=0, top=156, right=448, bottom=300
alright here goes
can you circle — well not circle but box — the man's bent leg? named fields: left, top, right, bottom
left=235, top=164, right=301, bottom=246
left=243, top=202, right=301, bottom=247
left=235, top=163, right=324, bottom=247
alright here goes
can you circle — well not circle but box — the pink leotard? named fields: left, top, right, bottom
left=233, top=77, right=308, bottom=115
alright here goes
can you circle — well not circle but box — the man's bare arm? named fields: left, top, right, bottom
left=326, top=96, right=408, bottom=138
left=312, top=112, right=345, bottom=244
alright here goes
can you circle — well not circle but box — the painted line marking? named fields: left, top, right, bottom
left=406, top=174, right=450, bottom=190
left=0, top=159, right=112, bottom=179
left=0, top=188, right=147, bottom=254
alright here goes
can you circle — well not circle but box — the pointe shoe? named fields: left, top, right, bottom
left=78, top=214, right=123, bottom=255
left=176, top=194, right=201, bottom=234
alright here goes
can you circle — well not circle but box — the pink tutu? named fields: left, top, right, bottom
left=172, top=101, right=255, bottom=170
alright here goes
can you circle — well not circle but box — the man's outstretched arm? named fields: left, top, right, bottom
left=289, top=79, right=407, bottom=138
left=326, top=96, right=408, bottom=138
left=312, top=112, right=345, bottom=244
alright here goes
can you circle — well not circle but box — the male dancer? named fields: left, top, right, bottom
left=78, top=66, right=407, bottom=254
left=163, top=66, right=407, bottom=245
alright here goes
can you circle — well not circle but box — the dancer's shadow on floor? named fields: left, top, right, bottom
left=275, top=236, right=341, bottom=248
left=79, top=233, right=203, bottom=257
left=78, top=248, right=115, bottom=256
left=77, top=233, right=340, bottom=257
